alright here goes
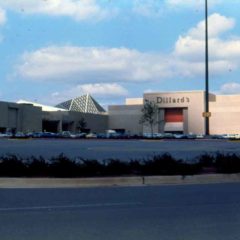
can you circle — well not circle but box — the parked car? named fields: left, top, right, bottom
left=153, top=133, right=164, bottom=139
left=41, top=132, right=57, bottom=138
left=58, top=131, right=76, bottom=138
left=143, top=133, right=154, bottom=139
left=196, top=134, right=204, bottom=139
left=186, top=134, right=197, bottom=139
left=106, top=130, right=118, bottom=139
left=0, top=132, right=13, bottom=138
left=174, top=134, right=188, bottom=139
left=228, top=134, right=240, bottom=140
left=97, top=133, right=107, bottom=139
left=86, top=133, right=97, bottom=138
left=32, top=132, right=44, bottom=138
left=75, top=132, right=86, bottom=138
left=162, top=133, right=175, bottom=139
left=15, top=132, right=26, bottom=138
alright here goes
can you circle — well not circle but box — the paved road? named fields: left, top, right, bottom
left=1, top=138, right=240, bottom=160
left=0, top=183, right=240, bottom=240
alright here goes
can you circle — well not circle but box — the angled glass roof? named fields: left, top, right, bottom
left=55, top=94, right=106, bottom=114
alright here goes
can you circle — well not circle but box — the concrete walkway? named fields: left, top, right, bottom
left=1, top=174, right=240, bottom=188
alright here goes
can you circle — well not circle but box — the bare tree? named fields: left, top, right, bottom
left=139, top=100, right=158, bottom=137
left=77, top=117, right=87, bottom=132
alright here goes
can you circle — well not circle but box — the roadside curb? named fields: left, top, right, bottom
left=1, top=174, right=240, bottom=188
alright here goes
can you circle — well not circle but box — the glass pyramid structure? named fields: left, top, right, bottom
left=55, top=94, right=106, bottom=114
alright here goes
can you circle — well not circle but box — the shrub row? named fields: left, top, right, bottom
left=0, top=153, right=240, bottom=177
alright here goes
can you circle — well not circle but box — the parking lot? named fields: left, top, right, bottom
left=0, top=138, right=240, bottom=161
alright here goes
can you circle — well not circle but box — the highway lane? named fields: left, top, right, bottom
left=1, top=183, right=240, bottom=240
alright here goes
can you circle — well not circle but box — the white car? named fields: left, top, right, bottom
left=0, top=132, right=13, bottom=138
left=86, top=133, right=97, bottom=138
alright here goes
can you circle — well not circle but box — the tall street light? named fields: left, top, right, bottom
left=204, top=0, right=210, bottom=135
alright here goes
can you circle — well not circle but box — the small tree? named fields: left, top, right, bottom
left=139, top=100, right=158, bottom=137
left=77, top=117, right=87, bottom=132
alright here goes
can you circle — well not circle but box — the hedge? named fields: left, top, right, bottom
left=0, top=153, right=240, bottom=177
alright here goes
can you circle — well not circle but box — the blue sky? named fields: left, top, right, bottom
left=0, top=0, right=240, bottom=107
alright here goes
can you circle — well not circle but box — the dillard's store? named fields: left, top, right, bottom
left=108, top=90, right=240, bottom=135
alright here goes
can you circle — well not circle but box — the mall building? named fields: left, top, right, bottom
left=0, top=94, right=108, bottom=134
left=109, top=90, right=240, bottom=135
left=1, top=90, right=240, bottom=135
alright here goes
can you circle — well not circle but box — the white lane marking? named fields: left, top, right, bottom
left=0, top=202, right=142, bottom=212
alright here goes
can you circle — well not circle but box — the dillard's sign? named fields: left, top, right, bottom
left=157, top=96, right=190, bottom=104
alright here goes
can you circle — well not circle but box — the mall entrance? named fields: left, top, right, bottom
left=159, top=108, right=188, bottom=134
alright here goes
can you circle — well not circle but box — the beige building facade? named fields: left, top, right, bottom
left=0, top=101, right=42, bottom=133
left=42, top=110, right=108, bottom=133
left=108, top=104, right=143, bottom=135
left=210, top=95, right=240, bottom=134
left=109, top=91, right=240, bottom=135
left=0, top=98, right=108, bottom=134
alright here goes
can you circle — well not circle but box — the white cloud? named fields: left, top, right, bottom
left=0, top=8, right=6, bottom=25
left=15, top=13, right=240, bottom=84
left=165, top=0, right=222, bottom=8
left=0, top=8, right=6, bottom=43
left=132, top=0, right=163, bottom=17
left=144, top=89, right=155, bottom=93
left=173, top=13, right=240, bottom=75
left=188, top=13, right=235, bottom=39
left=220, top=82, right=240, bottom=94
left=175, top=13, right=235, bottom=59
left=0, top=0, right=114, bottom=22
left=47, top=83, right=128, bottom=105
left=17, top=46, right=173, bottom=82
left=73, top=83, right=128, bottom=96
left=133, top=0, right=224, bottom=17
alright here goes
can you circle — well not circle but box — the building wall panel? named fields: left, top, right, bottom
left=108, top=105, right=143, bottom=135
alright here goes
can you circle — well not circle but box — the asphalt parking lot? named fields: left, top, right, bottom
left=0, top=138, right=240, bottom=161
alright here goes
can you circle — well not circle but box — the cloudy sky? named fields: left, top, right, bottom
left=0, top=0, right=240, bottom=107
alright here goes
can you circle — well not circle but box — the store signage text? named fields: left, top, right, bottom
left=157, top=96, right=190, bottom=104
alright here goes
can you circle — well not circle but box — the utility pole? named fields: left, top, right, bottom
left=204, top=0, right=210, bottom=135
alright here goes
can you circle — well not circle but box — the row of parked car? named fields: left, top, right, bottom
left=0, top=131, right=86, bottom=139
left=211, top=134, right=240, bottom=140
left=143, top=133, right=240, bottom=140
left=1, top=131, right=240, bottom=140
left=142, top=133, right=200, bottom=139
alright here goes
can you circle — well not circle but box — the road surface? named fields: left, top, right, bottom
left=0, top=183, right=240, bottom=240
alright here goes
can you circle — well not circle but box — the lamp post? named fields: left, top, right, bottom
left=204, top=0, right=210, bottom=135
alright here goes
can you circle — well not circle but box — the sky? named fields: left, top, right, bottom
left=0, top=0, right=240, bottom=107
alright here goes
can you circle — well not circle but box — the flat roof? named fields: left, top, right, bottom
left=144, top=90, right=205, bottom=95
left=17, top=100, right=67, bottom=112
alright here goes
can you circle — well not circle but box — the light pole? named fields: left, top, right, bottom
left=204, top=0, right=210, bottom=135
